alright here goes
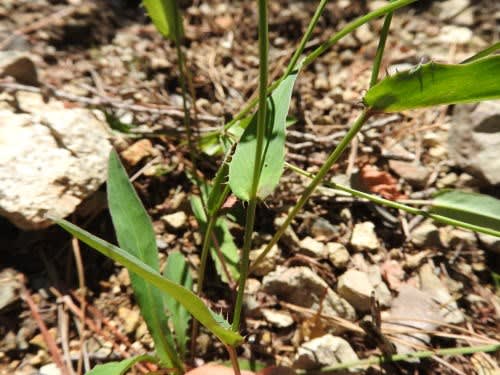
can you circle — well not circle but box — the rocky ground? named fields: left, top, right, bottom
left=0, top=0, right=499, bottom=374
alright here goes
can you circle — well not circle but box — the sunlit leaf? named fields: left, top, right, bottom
left=142, top=0, right=183, bottom=42
left=107, top=150, right=181, bottom=369
left=87, top=355, right=156, bottom=375
left=431, top=190, right=500, bottom=237
left=364, top=56, right=500, bottom=112
left=163, top=251, right=192, bottom=358
left=229, top=70, right=299, bottom=200
left=52, top=217, right=244, bottom=346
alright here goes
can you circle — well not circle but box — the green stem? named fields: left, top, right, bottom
left=249, top=109, right=371, bottom=273
left=369, top=1, right=395, bottom=88
left=287, top=163, right=500, bottom=238
left=302, top=0, right=417, bottom=67
left=223, top=0, right=417, bottom=134
left=296, top=344, right=500, bottom=373
left=221, top=0, right=330, bottom=134
left=232, top=0, right=269, bottom=332
left=461, top=41, right=500, bottom=64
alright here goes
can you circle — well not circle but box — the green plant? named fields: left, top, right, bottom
left=52, top=0, right=500, bottom=374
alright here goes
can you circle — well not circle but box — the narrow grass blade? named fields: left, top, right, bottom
left=52, top=217, right=244, bottom=346
left=107, top=151, right=181, bottom=369
left=191, top=196, right=240, bottom=284
left=87, top=355, right=157, bottom=375
left=163, top=251, right=192, bottom=358
left=363, top=56, right=500, bottom=112
left=142, top=0, right=183, bottom=41
left=229, top=69, right=299, bottom=200
left=430, top=190, right=500, bottom=236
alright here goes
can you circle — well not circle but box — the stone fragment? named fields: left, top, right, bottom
left=118, top=307, right=141, bottom=335
left=449, top=101, right=500, bottom=185
left=262, top=266, right=356, bottom=322
left=478, top=233, right=500, bottom=254
left=337, top=269, right=373, bottom=312
left=39, top=363, right=61, bottom=375
left=162, top=211, right=187, bottom=230
left=367, top=265, right=392, bottom=307
left=350, top=222, right=379, bottom=252
left=382, top=285, right=444, bottom=354
left=0, top=98, right=112, bottom=230
left=310, top=217, right=339, bottom=241
left=249, top=244, right=280, bottom=276
left=274, top=215, right=300, bottom=248
left=326, top=243, right=350, bottom=268
left=0, top=51, right=38, bottom=85
left=293, top=334, right=358, bottom=370
left=299, top=237, right=325, bottom=258
left=121, top=139, right=154, bottom=166
left=261, top=308, right=294, bottom=328
left=389, top=160, right=430, bottom=188
left=438, top=25, right=473, bottom=44
left=431, top=0, right=470, bottom=20
left=448, top=228, right=477, bottom=249
left=419, top=263, right=465, bottom=324
left=410, top=221, right=441, bottom=248
left=0, top=268, right=21, bottom=312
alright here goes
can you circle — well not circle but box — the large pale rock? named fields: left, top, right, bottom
left=449, top=102, right=500, bottom=186
left=293, top=334, right=358, bottom=370
left=350, top=222, right=379, bottom=252
left=0, top=94, right=112, bottom=230
left=262, top=266, right=356, bottom=322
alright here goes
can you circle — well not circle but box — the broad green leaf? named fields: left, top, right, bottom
left=163, top=251, right=192, bottom=358
left=431, top=190, right=500, bottom=237
left=142, top=0, right=183, bottom=42
left=229, top=70, right=299, bottom=201
left=190, top=196, right=240, bottom=284
left=363, top=56, right=500, bottom=112
left=86, top=355, right=156, bottom=375
left=107, top=151, right=181, bottom=370
left=52, top=217, right=244, bottom=346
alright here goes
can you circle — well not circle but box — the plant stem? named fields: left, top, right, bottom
left=302, top=0, right=417, bottom=67
left=369, top=0, right=395, bottom=88
left=296, top=343, right=500, bottom=373
left=286, top=163, right=500, bottom=238
left=226, top=345, right=242, bottom=375
left=250, top=109, right=371, bottom=272
left=232, top=0, right=269, bottom=332
left=220, top=0, right=417, bottom=134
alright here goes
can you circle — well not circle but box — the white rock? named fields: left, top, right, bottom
left=299, top=236, right=325, bottom=258
left=410, top=221, right=441, bottom=248
left=249, top=244, right=280, bottom=276
left=261, top=308, right=294, bottom=328
left=326, top=243, right=350, bottom=268
left=39, top=363, right=61, bottom=375
left=478, top=233, right=500, bottom=254
left=337, top=269, right=373, bottom=312
left=449, top=102, right=500, bottom=186
left=262, top=266, right=356, bottom=322
left=419, top=263, right=465, bottom=324
left=0, top=99, right=112, bottom=230
left=438, top=25, right=473, bottom=44
left=389, top=160, right=430, bottom=188
left=0, top=269, right=21, bottom=311
left=118, top=307, right=141, bottom=335
left=350, top=222, right=379, bottom=252
left=432, top=0, right=470, bottom=20
left=294, top=334, right=358, bottom=370
left=162, top=211, right=187, bottom=230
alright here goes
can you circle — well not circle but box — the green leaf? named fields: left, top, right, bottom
left=363, top=56, right=500, bottom=112
left=229, top=69, right=299, bottom=201
left=190, top=196, right=240, bottom=284
left=431, top=190, right=500, bottom=237
left=107, top=151, right=181, bottom=370
left=163, top=251, right=192, bottom=358
left=142, top=0, right=183, bottom=42
left=87, top=355, right=156, bottom=375
left=52, top=217, right=244, bottom=346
